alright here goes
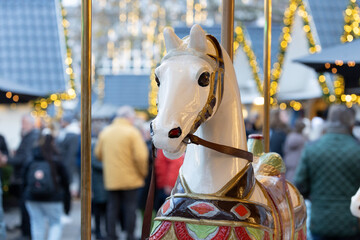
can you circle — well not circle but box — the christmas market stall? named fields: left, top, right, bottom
left=0, top=0, right=74, bottom=149
left=295, top=39, right=360, bottom=97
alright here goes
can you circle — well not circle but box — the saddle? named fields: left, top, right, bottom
left=155, top=163, right=274, bottom=230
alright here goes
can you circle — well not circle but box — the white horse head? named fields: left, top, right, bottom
left=151, top=24, right=223, bottom=159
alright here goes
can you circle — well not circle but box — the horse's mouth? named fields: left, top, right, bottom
left=165, top=140, right=185, bottom=153
left=161, top=141, right=187, bottom=159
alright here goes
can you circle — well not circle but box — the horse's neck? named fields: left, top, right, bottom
left=181, top=51, right=249, bottom=194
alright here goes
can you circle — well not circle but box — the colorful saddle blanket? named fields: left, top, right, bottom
left=151, top=163, right=280, bottom=239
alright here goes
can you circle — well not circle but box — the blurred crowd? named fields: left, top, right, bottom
left=245, top=106, right=360, bottom=240
left=0, top=105, right=183, bottom=240
left=0, top=104, right=359, bottom=240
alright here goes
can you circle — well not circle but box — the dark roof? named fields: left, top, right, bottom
left=174, top=25, right=222, bottom=43
left=294, top=39, right=360, bottom=94
left=244, top=23, right=283, bottom=71
left=103, top=74, right=150, bottom=109
left=295, top=39, right=360, bottom=65
left=306, top=0, right=349, bottom=49
left=0, top=0, right=68, bottom=101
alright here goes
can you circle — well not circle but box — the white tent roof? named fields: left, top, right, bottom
left=234, top=46, right=261, bottom=104
left=277, top=14, right=322, bottom=101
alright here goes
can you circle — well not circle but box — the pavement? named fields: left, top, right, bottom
left=5, top=200, right=81, bottom=240
left=4, top=199, right=144, bottom=240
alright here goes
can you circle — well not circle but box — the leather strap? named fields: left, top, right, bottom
left=141, top=143, right=157, bottom=240
left=185, top=134, right=253, bottom=162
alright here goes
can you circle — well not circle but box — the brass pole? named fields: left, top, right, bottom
left=81, top=0, right=92, bottom=239
left=263, top=0, right=272, bottom=152
left=221, top=0, right=234, bottom=61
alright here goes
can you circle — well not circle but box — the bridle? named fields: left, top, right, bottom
left=183, top=34, right=253, bottom=162
left=188, top=34, right=225, bottom=135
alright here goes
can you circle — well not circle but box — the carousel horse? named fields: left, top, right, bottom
left=149, top=24, right=306, bottom=240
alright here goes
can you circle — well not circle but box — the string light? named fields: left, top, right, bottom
left=271, top=0, right=327, bottom=106
left=340, top=0, right=360, bottom=43
left=335, top=0, right=360, bottom=105
left=313, top=1, right=360, bottom=106
left=232, top=2, right=311, bottom=111
left=234, top=24, right=263, bottom=96
left=279, top=103, right=287, bottom=110
left=5, top=92, right=12, bottom=99
left=289, top=100, right=302, bottom=111
left=186, top=0, right=194, bottom=26
left=193, top=0, right=208, bottom=24
left=148, top=1, right=209, bottom=115
left=148, top=2, right=167, bottom=117
left=13, top=95, right=19, bottom=102
left=89, top=0, right=169, bottom=115
left=32, top=0, right=77, bottom=116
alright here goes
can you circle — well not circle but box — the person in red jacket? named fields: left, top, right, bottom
left=154, top=149, right=184, bottom=211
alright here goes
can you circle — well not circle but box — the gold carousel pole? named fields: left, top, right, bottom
left=81, top=0, right=92, bottom=239
left=221, top=0, right=234, bottom=61
left=263, top=0, right=272, bottom=152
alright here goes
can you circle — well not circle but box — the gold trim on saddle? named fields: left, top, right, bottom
left=155, top=167, right=275, bottom=230
left=215, top=163, right=255, bottom=199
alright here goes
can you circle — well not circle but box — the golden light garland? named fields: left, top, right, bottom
left=94, top=0, right=167, bottom=116
left=186, top=0, right=194, bottom=26
left=148, top=3, right=167, bottom=117
left=340, top=0, right=360, bottom=43
left=273, top=0, right=360, bottom=107
left=234, top=24, right=263, bottom=96
left=279, top=101, right=302, bottom=111
left=271, top=0, right=322, bottom=108
left=334, top=0, right=360, bottom=107
left=317, top=0, right=360, bottom=107
left=32, top=0, right=77, bottom=117
left=232, top=0, right=320, bottom=111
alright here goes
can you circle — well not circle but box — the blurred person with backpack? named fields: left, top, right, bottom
left=1, top=114, right=40, bottom=239
left=0, top=133, right=8, bottom=239
left=23, top=130, right=71, bottom=240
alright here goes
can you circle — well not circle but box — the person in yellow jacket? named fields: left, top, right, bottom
left=95, top=105, right=148, bottom=240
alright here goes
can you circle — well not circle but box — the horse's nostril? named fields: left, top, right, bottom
left=150, top=122, right=154, bottom=136
left=168, top=127, right=182, bottom=138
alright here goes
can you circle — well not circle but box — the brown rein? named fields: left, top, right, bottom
left=141, top=143, right=157, bottom=240
left=185, top=134, right=253, bottom=162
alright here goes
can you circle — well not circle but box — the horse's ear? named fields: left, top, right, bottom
left=189, top=24, right=207, bottom=52
left=163, top=27, right=182, bottom=51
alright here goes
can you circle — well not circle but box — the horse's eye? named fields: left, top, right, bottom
left=198, top=72, right=210, bottom=87
left=155, top=74, right=160, bottom=87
